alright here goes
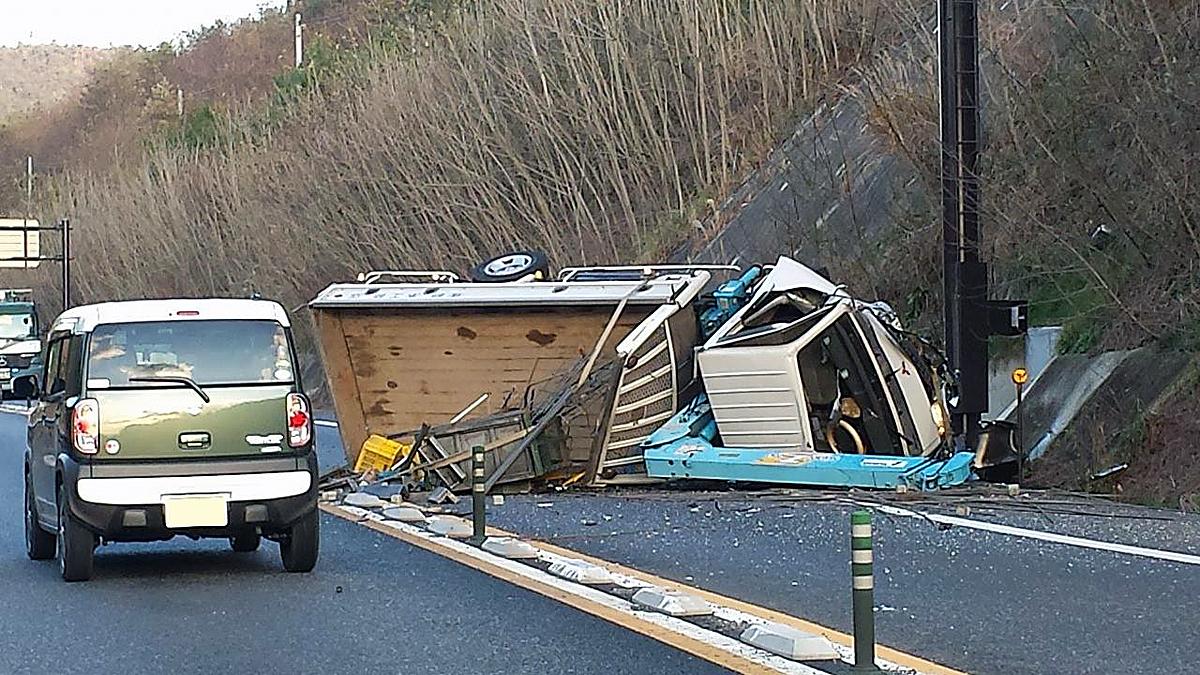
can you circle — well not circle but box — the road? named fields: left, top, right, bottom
left=484, top=491, right=1200, bottom=675
left=0, top=412, right=726, bottom=675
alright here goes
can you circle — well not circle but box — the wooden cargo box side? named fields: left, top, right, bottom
left=313, top=306, right=648, bottom=464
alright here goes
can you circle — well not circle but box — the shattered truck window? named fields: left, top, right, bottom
left=87, top=320, right=294, bottom=387
left=800, top=316, right=899, bottom=454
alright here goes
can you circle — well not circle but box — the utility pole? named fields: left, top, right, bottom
left=24, top=157, right=32, bottom=269
left=294, top=13, right=303, bottom=68
left=938, top=0, right=1028, bottom=450
left=61, top=218, right=71, bottom=310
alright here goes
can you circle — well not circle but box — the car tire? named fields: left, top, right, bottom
left=25, top=471, right=55, bottom=561
left=230, top=532, right=261, bottom=553
left=57, top=486, right=95, bottom=582
left=280, top=509, right=319, bottom=573
left=468, top=250, right=551, bottom=283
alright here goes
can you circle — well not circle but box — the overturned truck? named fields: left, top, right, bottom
left=310, top=254, right=982, bottom=492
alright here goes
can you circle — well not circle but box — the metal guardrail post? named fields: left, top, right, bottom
left=469, top=445, right=486, bottom=546
left=851, top=510, right=883, bottom=674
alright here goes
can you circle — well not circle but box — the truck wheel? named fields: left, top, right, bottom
left=468, top=251, right=550, bottom=283
left=280, top=509, right=319, bottom=573
left=25, top=471, right=55, bottom=561
left=57, top=486, right=95, bottom=582
left=230, top=532, right=261, bottom=553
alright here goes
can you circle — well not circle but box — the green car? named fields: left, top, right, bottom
left=18, top=299, right=319, bottom=582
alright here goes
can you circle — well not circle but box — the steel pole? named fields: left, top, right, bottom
left=851, top=510, right=883, bottom=674
left=61, top=218, right=71, bottom=310
left=1016, top=382, right=1024, bottom=481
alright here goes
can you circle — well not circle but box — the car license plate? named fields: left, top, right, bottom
left=162, top=494, right=229, bottom=528
left=0, top=368, right=11, bottom=380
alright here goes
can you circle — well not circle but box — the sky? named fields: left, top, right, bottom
left=0, top=0, right=289, bottom=48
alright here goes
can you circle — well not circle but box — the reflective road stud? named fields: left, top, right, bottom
left=851, top=510, right=883, bottom=674
left=469, top=445, right=486, bottom=546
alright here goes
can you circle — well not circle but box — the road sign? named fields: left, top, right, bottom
left=0, top=220, right=40, bottom=269
left=1011, top=367, right=1029, bottom=385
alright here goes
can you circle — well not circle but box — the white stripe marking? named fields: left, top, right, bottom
left=851, top=524, right=872, bottom=538
left=314, top=420, right=339, bottom=428
left=873, top=504, right=1200, bottom=567
left=853, top=577, right=874, bottom=590
left=852, top=550, right=873, bottom=564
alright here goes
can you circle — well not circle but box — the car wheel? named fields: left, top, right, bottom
left=468, top=250, right=551, bottom=283
left=57, top=486, right=95, bottom=582
left=230, top=532, right=261, bottom=553
left=25, top=471, right=55, bottom=561
left=279, top=509, right=319, bottom=573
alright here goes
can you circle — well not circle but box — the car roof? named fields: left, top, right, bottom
left=51, top=298, right=291, bottom=334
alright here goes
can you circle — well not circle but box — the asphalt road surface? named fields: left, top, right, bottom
left=485, top=491, right=1200, bottom=675
left=0, top=412, right=726, bottom=675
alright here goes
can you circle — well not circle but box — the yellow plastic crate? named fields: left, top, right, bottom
left=354, top=434, right=411, bottom=473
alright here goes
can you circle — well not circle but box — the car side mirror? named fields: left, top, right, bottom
left=12, top=374, right=37, bottom=400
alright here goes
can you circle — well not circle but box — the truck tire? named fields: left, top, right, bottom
left=280, top=509, right=319, bottom=573
left=25, top=470, right=55, bottom=561
left=468, top=251, right=550, bottom=283
left=57, top=486, right=95, bottom=582
left=230, top=532, right=261, bottom=553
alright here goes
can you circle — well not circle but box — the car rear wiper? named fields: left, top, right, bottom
left=128, top=375, right=211, bottom=403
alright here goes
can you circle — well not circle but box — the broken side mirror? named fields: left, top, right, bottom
left=12, top=374, right=38, bottom=401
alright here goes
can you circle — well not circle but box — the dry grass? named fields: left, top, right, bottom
left=854, top=0, right=1200, bottom=350
left=0, top=45, right=114, bottom=122
left=15, top=0, right=891, bottom=337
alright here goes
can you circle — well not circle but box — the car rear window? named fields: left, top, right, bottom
left=87, top=320, right=294, bottom=387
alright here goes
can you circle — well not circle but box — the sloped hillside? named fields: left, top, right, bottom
left=0, top=45, right=113, bottom=122
left=10, top=0, right=891, bottom=315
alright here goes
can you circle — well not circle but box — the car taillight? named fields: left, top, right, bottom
left=287, top=393, right=311, bottom=448
left=73, top=399, right=100, bottom=454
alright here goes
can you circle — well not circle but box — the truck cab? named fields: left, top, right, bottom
left=19, top=298, right=319, bottom=581
left=0, top=289, right=41, bottom=398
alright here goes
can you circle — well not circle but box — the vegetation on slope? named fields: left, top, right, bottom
left=7, top=0, right=895, bottom=326
left=856, top=0, right=1199, bottom=353
left=0, top=45, right=114, bottom=122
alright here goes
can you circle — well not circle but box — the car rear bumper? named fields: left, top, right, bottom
left=77, top=470, right=311, bottom=504
left=63, top=453, right=318, bottom=541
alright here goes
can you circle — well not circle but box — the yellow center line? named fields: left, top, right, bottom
left=324, top=503, right=967, bottom=675
left=481, top=523, right=966, bottom=675
left=322, top=504, right=777, bottom=674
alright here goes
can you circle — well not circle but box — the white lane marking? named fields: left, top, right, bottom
left=332, top=505, right=825, bottom=674
left=314, top=420, right=339, bottom=428
left=873, top=503, right=1200, bottom=567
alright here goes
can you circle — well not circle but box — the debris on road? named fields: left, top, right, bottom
left=343, top=492, right=386, bottom=509
left=427, top=487, right=459, bottom=505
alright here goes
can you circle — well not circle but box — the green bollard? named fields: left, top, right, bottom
left=851, top=510, right=883, bottom=674
left=469, top=445, right=487, bottom=546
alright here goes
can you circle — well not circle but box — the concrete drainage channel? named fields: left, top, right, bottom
left=330, top=492, right=933, bottom=675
